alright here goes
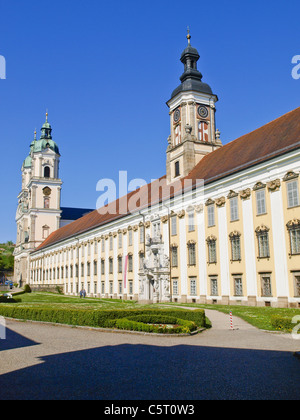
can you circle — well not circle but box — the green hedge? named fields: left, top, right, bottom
left=0, top=306, right=205, bottom=333
left=112, top=315, right=197, bottom=334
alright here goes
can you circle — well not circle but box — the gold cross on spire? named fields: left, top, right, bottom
left=187, top=26, right=191, bottom=45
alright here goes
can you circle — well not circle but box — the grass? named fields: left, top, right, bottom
left=4, top=292, right=140, bottom=310
left=160, top=302, right=300, bottom=331
left=1, top=292, right=300, bottom=332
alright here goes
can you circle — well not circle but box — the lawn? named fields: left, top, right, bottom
left=160, top=302, right=300, bottom=331
left=4, top=291, right=140, bottom=310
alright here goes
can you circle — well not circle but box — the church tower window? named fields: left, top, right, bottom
left=175, top=161, right=180, bottom=178
left=44, top=166, right=50, bottom=178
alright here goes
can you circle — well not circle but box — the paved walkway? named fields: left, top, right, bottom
left=0, top=308, right=299, bottom=400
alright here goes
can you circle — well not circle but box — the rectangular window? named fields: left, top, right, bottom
left=231, top=236, right=241, bottom=261
left=102, top=239, right=105, bottom=253
left=140, top=226, right=145, bottom=244
left=207, top=205, right=215, bottom=227
left=293, top=273, right=300, bottom=297
left=118, top=256, right=123, bottom=273
left=287, top=181, right=299, bottom=208
left=289, top=227, right=300, bottom=255
left=234, top=277, right=243, bottom=296
left=261, top=274, right=272, bottom=297
left=101, top=259, right=105, bottom=275
left=188, top=212, right=195, bottom=232
left=188, top=243, right=196, bottom=266
left=210, top=277, right=218, bottom=296
left=257, top=232, right=270, bottom=258
left=172, top=278, right=178, bottom=295
left=175, top=161, right=180, bottom=178
left=230, top=197, right=239, bottom=221
left=190, top=277, right=197, bottom=296
left=256, top=189, right=266, bottom=215
left=128, top=254, right=133, bottom=272
left=81, top=263, right=84, bottom=277
left=139, top=252, right=144, bottom=270
left=94, top=282, right=97, bottom=294
left=109, top=281, right=113, bottom=294
left=129, top=281, right=133, bottom=295
left=171, top=216, right=177, bottom=236
left=109, top=258, right=113, bottom=274
left=171, top=246, right=178, bottom=267
left=118, top=233, right=122, bottom=248
left=208, top=240, right=217, bottom=264
left=118, top=281, right=122, bottom=294
left=101, top=281, right=105, bottom=294
left=109, top=236, right=113, bottom=251
left=94, top=260, right=97, bottom=276
left=128, top=230, right=133, bottom=246
left=87, top=262, right=90, bottom=276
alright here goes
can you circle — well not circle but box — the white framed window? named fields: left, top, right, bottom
left=140, top=226, right=145, bottom=244
left=230, top=197, right=239, bottom=221
left=234, top=276, right=243, bottom=296
left=256, top=189, right=266, bottom=215
left=230, top=233, right=241, bottom=261
left=190, top=277, right=197, bottom=296
left=207, top=205, right=215, bottom=227
left=128, top=229, right=133, bottom=246
left=207, top=237, right=217, bottom=264
left=287, top=181, right=299, bottom=208
left=171, top=246, right=178, bottom=267
left=171, top=216, right=177, bottom=236
left=129, top=281, right=133, bottom=295
left=257, top=231, right=270, bottom=258
left=187, top=242, right=196, bottom=266
left=210, top=277, right=218, bottom=296
left=118, top=232, right=122, bottom=248
left=293, top=272, right=300, bottom=297
left=172, top=278, right=178, bottom=295
left=261, top=274, right=272, bottom=297
left=188, top=212, right=195, bottom=232
left=288, top=224, right=300, bottom=255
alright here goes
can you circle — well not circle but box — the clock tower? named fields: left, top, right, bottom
left=166, top=31, right=222, bottom=184
left=14, top=113, right=62, bottom=286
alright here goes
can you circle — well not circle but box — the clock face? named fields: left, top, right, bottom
left=173, top=108, right=181, bottom=123
left=197, top=105, right=208, bottom=119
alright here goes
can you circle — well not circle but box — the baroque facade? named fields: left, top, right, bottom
left=15, top=34, right=300, bottom=307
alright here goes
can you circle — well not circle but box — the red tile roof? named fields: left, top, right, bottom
left=34, top=107, right=300, bottom=252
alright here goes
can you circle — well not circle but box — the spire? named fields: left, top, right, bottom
left=187, top=26, right=191, bottom=45
left=40, top=111, right=52, bottom=140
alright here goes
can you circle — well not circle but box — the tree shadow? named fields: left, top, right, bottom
left=0, top=344, right=299, bottom=400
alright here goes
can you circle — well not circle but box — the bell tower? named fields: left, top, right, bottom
left=14, top=113, right=62, bottom=286
left=166, top=30, right=222, bottom=184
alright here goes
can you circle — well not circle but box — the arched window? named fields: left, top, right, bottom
left=44, top=166, right=50, bottom=178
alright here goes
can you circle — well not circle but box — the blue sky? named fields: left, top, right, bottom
left=0, top=0, right=299, bottom=243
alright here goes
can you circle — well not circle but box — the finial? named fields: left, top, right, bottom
left=187, top=26, right=191, bottom=45
left=34, top=129, right=37, bottom=140
left=45, top=109, right=48, bottom=122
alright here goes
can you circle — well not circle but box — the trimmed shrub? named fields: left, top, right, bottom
left=0, top=307, right=206, bottom=333
left=24, top=284, right=32, bottom=293
left=114, top=315, right=197, bottom=334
